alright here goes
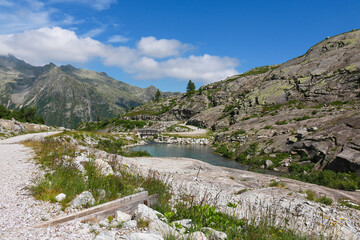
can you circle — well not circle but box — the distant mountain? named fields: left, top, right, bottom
left=0, top=55, right=179, bottom=128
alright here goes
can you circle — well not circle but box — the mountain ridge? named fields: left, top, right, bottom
left=0, top=55, right=179, bottom=128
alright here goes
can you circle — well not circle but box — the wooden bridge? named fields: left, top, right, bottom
left=135, top=129, right=160, bottom=137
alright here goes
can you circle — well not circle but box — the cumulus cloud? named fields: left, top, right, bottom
left=137, top=36, right=192, bottom=58
left=107, top=35, right=130, bottom=43
left=49, top=0, right=117, bottom=10
left=0, top=27, right=239, bottom=83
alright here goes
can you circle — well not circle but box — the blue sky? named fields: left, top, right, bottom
left=0, top=0, right=359, bottom=92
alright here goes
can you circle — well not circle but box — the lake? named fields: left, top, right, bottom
left=131, top=143, right=248, bottom=170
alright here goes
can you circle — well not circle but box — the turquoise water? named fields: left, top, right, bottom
left=131, top=143, right=248, bottom=170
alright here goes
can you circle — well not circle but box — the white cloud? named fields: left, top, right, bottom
left=0, top=27, right=103, bottom=64
left=49, top=0, right=117, bottom=10
left=108, top=35, right=130, bottom=43
left=0, top=0, right=13, bottom=7
left=0, top=27, right=239, bottom=83
left=128, top=54, right=239, bottom=83
left=137, top=36, right=192, bottom=58
left=82, top=27, right=106, bottom=38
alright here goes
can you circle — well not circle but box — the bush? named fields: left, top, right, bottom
left=275, top=120, right=287, bottom=125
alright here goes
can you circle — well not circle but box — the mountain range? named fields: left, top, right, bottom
left=0, top=55, right=178, bottom=128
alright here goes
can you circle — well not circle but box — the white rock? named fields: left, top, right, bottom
left=149, top=219, right=179, bottom=238
left=71, top=191, right=95, bottom=207
left=95, top=159, right=114, bottom=176
left=97, top=189, right=106, bottom=200
left=125, top=232, right=164, bottom=240
left=115, top=210, right=132, bottom=222
left=172, top=219, right=193, bottom=234
left=134, top=204, right=164, bottom=221
left=55, top=193, right=66, bottom=202
left=187, top=231, right=208, bottom=240
left=123, top=220, right=137, bottom=228
left=94, top=230, right=116, bottom=240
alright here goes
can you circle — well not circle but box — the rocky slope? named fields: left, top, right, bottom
left=0, top=55, right=178, bottom=128
left=127, top=29, right=360, bottom=177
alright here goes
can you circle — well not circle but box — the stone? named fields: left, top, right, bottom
left=265, top=160, right=273, bottom=168
left=71, top=191, right=95, bottom=208
left=134, top=187, right=145, bottom=193
left=187, top=231, right=208, bottom=240
left=149, top=219, right=179, bottom=238
left=125, top=233, right=164, bottom=240
left=134, top=204, right=164, bottom=221
left=94, top=230, right=116, bottom=240
left=95, top=159, right=114, bottom=176
left=55, top=193, right=66, bottom=202
left=172, top=219, right=193, bottom=234
left=123, top=220, right=137, bottom=228
left=97, top=189, right=106, bottom=200
left=115, top=210, right=132, bottom=222
left=202, top=227, right=227, bottom=240
left=210, top=230, right=227, bottom=240
left=288, top=136, right=298, bottom=143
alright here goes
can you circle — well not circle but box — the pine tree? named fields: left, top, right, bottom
left=154, top=89, right=162, bottom=100
left=186, top=80, right=195, bottom=93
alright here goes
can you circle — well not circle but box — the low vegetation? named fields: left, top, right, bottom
left=78, top=118, right=147, bottom=132
left=26, top=135, right=166, bottom=208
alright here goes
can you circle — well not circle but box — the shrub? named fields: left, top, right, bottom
left=275, top=120, right=288, bottom=125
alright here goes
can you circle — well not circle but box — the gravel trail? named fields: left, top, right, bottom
left=0, top=132, right=94, bottom=240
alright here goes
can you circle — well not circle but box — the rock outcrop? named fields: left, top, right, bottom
left=127, top=29, right=360, bottom=176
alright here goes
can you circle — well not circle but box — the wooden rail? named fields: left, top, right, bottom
left=33, top=191, right=158, bottom=228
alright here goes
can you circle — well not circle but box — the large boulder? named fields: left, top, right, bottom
left=95, top=159, right=114, bottom=176
left=134, top=204, right=164, bottom=221
left=71, top=191, right=95, bottom=207
left=327, top=147, right=360, bottom=175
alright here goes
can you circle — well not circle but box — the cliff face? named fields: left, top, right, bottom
left=127, top=30, right=360, bottom=175
left=0, top=55, right=178, bottom=128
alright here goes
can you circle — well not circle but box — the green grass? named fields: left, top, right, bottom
left=27, top=136, right=164, bottom=208
left=304, top=190, right=333, bottom=205
left=162, top=201, right=308, bottom=240
left=289, top=163, right=360, bottom=191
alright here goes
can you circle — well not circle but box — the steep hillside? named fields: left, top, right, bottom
left=127, top=29, right=360, bottom=180
left=0, top=55, right=178, bottom=128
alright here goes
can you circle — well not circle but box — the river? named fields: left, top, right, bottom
left=131, top=143, right=249, bottom=170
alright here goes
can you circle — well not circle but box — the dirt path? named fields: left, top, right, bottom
left=165, top=124, right=208, bottom=136
left=0, top=132, right=94, bottom=240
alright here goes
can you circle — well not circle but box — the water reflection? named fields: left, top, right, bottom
left=131, top=143, right=248, bottom=170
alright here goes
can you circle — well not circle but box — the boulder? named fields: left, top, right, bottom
left=327, top=147, right=360, bottom=174
left=115, top=210, right=132, bottom=222
left=123, top=220, right=137, bottom=228
left=202, top=227, right=227, bottom=240
left=149, top=219, right=179, bottom=238
left=125, top=233, right=164, bottom=240
left=187, top=231, right=208, bottom=240
left=94, top=231, right=116, bottom=240
left=171, top=219, right=193, bottom=234
left=134, top=204, right=164, bottom=221
left=95, top=159, right=114, bottom=176
left=55, top=193, right=66, bottom=202
left=265, top=160, right=273, bottom=168
left=71, top=191, right=95, bottom=207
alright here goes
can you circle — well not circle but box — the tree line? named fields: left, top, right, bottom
left=0, top=105, right=45, bottom=124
